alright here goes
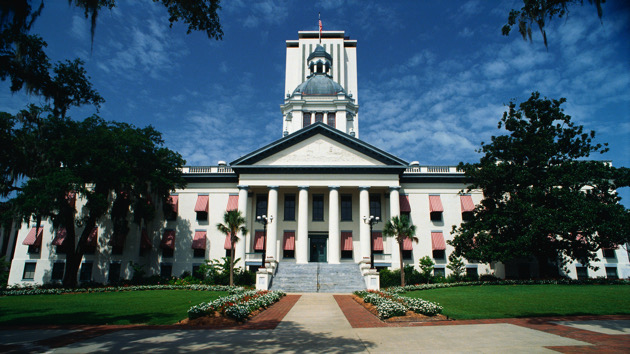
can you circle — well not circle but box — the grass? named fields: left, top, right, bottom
left=404, top=284, right=630, bottom=320
left=0, top=290, right=228, bottom=325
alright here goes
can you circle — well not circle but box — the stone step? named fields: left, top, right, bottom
left=270, top=262, right=366, bottom=293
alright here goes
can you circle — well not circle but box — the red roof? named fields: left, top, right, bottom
left=399, top=195, right=411, bottom=213
left=192, top=231, right=206, bottom=249
left=403, top=236, right=413, bottom=251
left=431, top=232, right=446, bottom=250
left=52, top=228, right=67, bottom=246
left=161, top=230, right=176, bottom=249
left=460, top=195, right=475, bottom=212
left=341, top=231, right=353, bottom=251
left=194, top=195, right=209, bottom=212
left=429, top=195, right=444, bottom=212
left=224, top=233, right=233, bottom=250
left=372, top=231, right=383, bottom=251
left=283, top=231, right=295, bottom=251
left=226, top=194, right=239, bottom=211
left=23, top=227, right=43, bottom=246
left=254, top=230, right=265, bottom=251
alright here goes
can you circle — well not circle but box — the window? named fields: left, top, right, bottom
left=340, top=195, right=352, bottom=221
left=196, top=211, right=208, bottom=221
left=303, top=112, right=311, bottom=127
left=603, top=248, right=616, bottom=259
left=284, top=194, right=295, bottom=221
left=466, top=267, right=478, bottom=279
left=312, top=194, right=324, bottom=221
left=112, top=244, right=124, bottom=255
left=283, top=231, right=295, bottom=259
left=327, top=112, right=336, bottom=128
left=341, top=231, right=353, bottom=259
left=108, top=262, right=121, bottom=283
left=165, top=195, right=178, bottom=221
left=402, top=250, right=412, bottom=260
left=401, top=211, right=411, bottom=222
left=462, top=211, right=473, bottom=222
left=79, top=262, right=93, bottom=282
left=28, top=245, right=41, bottom=255
left=256, top=194, right=268, bottom=218
left=22, top=262, right=36, bottom=280
left=606, top=266, right=618, bottom=279
left=433, top=267, right=445, bottom=278
left=160, top=263, right=172, bottom=278
left=315, top=112, right=324, bottom=123
left=195, top=195, right=209, bottom=221
left=51, top=262, right=65, bottom=281
left=162, top=248, right=174, bottom=258
left=430, top=212, right=443, bottom=222
left=576, top=266, right=588, bottom=280
left=429, top=195, right=444, bottom=222
left=193, top=248, right=205, bottom=258
left=369, top=194, right=381, bottom=218
left=433, top=250, right=445, bottom=259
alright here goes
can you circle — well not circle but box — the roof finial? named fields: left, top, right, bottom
left=318, top=13, right=322, bottom=44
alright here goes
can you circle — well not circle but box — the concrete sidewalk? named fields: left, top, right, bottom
left=1, top=293, right=628, bottom=353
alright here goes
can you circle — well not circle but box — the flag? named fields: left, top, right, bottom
left=319, top=13, right=322, bottom=44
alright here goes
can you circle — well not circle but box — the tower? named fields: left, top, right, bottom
left=281, top=31, right=359, bottom=137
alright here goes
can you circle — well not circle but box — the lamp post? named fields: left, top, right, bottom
left=363, top=215, right=380, bottom=269
left=256, top=214, right=273, bottom=269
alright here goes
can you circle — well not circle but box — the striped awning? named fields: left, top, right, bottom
left=283, top=231, right=295, bottom=251
left=52, top=228, right=67, bottom=246
left=429, top=195, right=444, bottom=212
left=141, top=229, right=152, bottom=249
left=168, top=195, right=179, bottom=213
left=192, top=231, right=206, bottom=249
left=399, top=195, right=411, bottom=213
left=23, top=227, right=43, bottom=246
left=161, top=230, right=175, bottom=249
left=86, top=228, right=98, bottom=246
left=372, top=231, right=383, bottom=251
left=224, top=233, right=233, bottom=250
left=226, top=194, right=239, bottom=211
left=254, top=230, right=265, bottom=251
left=460, top=195, right=475, bottom=212
left=431, top=231, right=446, bottom=250
left=194, top=195, right=209, bottom=212
left=403, top=236, right=413, bottom=251
left=341, top=231, right=353, bottom=251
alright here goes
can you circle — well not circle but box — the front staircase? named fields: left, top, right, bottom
left=269, top=262, right=366, bottom=293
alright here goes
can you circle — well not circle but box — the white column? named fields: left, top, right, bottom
left=266, top=186, right=279, bottom=262
left=389, top=186, right=401, bottom=269
left=236, top=185, right=248, bottom=268
left=296, top=186, right=309, bottom=264
left=359, top=186, right=371, bottom=262
left=328, top=186, right=340, bottom=264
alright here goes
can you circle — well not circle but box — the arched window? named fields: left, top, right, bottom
left=327, top=112, right=336, bottom=128
left=315, top=112, right=324, bottom=123
left=302, top=112, right=311, bottom=128
left=316, top=62, right=323, bottom=73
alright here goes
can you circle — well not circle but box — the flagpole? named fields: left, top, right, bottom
left=318, top=13, right=322, bottom=44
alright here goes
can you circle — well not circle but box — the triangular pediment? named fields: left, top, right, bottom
left=230, top=123, right=408, bottom=172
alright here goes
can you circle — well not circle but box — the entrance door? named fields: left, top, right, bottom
left=309, top=236, right=327, bottom=262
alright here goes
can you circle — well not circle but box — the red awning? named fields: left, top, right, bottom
left=52, top=228, right=67, bottom=246
left=141, top=229, right=152, bottom=249
left=161, top=230, right=175, bottom=249
left=283, top=231, right=295, bottom=251
left=224, top=233, right=233, bottom=250
left=431, top=232, right=446, bottom=250
left=341, top=232, right=353, bottom=251
left=194, top=195, right=209, bottom=212
left=460, top=195, right=475, bottom=212
left=192, top=231, right=206, bottom=249
left=87, top=228, right=98, bottom=246
left=168, top=195, right=179, bottom=214
left=399, top=195, right=411, bottom=213
left=23, top=227, right=43, bottom=246
left=66, top=191, right=76, bottom=207
left=403, top=236, right=413, bottom=251
left=254, top=231, right=265, bottom=251
left=429, top=195, right=444, bottom=212
left=372, top=231, right=383, bottom=251
left=226, top=194, right=239, bottom=211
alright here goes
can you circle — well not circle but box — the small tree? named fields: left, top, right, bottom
left=216, top=210, right=248, bottom=286
left=418, top=256, right=435, bottom=283
left=383, top=215, right=417, bottom=286
left=447, top=253, right=465, bottom=281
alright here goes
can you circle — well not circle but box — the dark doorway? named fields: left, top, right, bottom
left=309, top=235, right=327, bottom=262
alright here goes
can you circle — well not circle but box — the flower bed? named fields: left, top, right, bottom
left=0, top=284, right=241, bottom=297
left=354, top=290, right=443, bottom=319
left=188, top=289, right=285, bottom=322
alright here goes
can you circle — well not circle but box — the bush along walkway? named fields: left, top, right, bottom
left=188, top=290, right=286, bottom=322
left=354, top=290, right=442, bottom=319
left=0, top=284, right=240, bottom=296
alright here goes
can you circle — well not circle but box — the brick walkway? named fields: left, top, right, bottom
left=334, top=294, right=630, bottom=352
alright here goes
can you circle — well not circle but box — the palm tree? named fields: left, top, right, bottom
left=216, top=210, right=248, bottom=286
left=383, top=215, right=418, bottom=286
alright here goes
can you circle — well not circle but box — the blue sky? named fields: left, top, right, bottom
left=1, top=0, right=629, bottom=204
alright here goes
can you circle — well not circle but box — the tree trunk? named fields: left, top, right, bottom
left=229, top=237, right=235, bottom=286
left=62, top=217, right=95, bottom=287
left=399, top=239, right=405, bottom=287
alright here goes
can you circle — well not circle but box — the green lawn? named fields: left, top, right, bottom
left=405, top=284, right=630, bottom=320
left=0, top=290, right=228, bottom=325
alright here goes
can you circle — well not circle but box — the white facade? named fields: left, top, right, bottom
left=5, top=30, right=629, bottom=286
